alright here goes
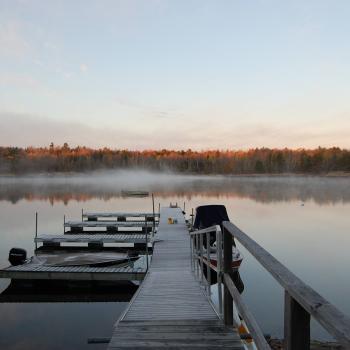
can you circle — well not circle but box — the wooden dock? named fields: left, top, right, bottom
left=1, top=206, right=349, bottom=349
left=0, top=262, right=147, bottom=281
left=35, top=234, right=153, bottom=245
left=107, top=207, right=244, bottom=349
left=83, top=212, right=159, bottom=220
left=64, top=220, right=153, bottom=233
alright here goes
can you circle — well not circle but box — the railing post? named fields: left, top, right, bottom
left=190, top=233, right=193, bottom=272
left=199, top=233, right=204, bottom=284
left=35, top=212, right=38, bottom=250
left=145, top=220, right=149, bottom=272
left=284, top=291, right=310, bottom=350
left=206, top=232, right=211, bottom=295
left=152, top=194, right=155, bottom=238
left=216, top=226, right=223, bottom=317
left=223, top=224, right=234, bottom=326
left=194, top=234, right=199, bottom=277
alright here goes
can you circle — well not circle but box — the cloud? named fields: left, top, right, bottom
left=43, top=41, right=58, bottom=51
left=0, top=20, right=30, bottom=57
left=0, top=111, right=349, bottom=150
left=0, top=72, right=58, bottom=97
left=80, top=63, right=88, bottom=72
left=0, top=111, right=144, bottom=149
left=0, top=72, right=40, bottom=89
left=113, top=95, right=180, bottom=121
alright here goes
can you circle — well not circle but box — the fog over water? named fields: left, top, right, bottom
left=0, top=171, right=349, bottom=348
left=1, top=170, right=350, bottom=204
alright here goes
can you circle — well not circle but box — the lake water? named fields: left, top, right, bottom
left=0, top=171, right=349, bottom=349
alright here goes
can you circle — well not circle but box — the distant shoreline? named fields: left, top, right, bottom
left=1, top=147, right=350, bottom=175
left=0, top=171, right=350, bottom=178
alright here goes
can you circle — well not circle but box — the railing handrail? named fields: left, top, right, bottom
left=190, top=224, right=270, bottom=349
left=223, top=221, right=350, bottom=348
left=189, top=225, right=218, bottom=235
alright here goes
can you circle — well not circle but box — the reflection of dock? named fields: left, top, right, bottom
left=0, top=280, right=137, bottom=303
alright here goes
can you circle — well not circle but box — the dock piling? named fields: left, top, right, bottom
left=206, top=232, right=211, bottom=295
left=223, top=225, right=234, bottom=326
left=35, top=212, right=38, bottom=250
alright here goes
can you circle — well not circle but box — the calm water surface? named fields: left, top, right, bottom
left=0, top=171, right=349, bottom=349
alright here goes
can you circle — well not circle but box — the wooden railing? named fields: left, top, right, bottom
left=190, top=225, right=270, bottom=349
left=190, top=225, right=223, bottom=308
left=190, top=222, right=350, bottom=350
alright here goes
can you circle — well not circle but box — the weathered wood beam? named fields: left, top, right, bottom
left=223, top=221, right=350, bottom=348
left=284, top=291, right=310, bottom=350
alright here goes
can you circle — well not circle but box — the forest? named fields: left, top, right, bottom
left=0, top=144, right=350, bottom=175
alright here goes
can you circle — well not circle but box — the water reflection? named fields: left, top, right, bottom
left=0, top=301, right=127, bottom=350
left=1, top=172, right=350, bottom=204
left=0, top=280, right=137, bottom=303
left=0, top=172, right=349, bottom=346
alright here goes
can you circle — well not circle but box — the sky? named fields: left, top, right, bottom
left=0, top=0, right=350, bottom=150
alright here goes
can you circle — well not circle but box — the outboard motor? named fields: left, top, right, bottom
left=193, top=205, right=235, bottom=247
left=9, top=248, right=27, bottom=266
left=193, top=205, right=244, bottom=294
left=127, top=250, right=139, bottom=258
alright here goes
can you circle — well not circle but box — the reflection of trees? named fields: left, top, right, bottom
left=1, top=176, right=350, bottom=205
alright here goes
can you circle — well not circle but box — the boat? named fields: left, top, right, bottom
left=8, top=247, right=140, bottom=268
left=202, top=245, right=243, bottom=270
left=121, top=190, right=149, bottom=197
left=192, top=204, right=244, bottom=291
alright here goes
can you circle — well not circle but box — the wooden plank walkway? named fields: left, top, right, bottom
left=108, top=207, right=244, bottom=349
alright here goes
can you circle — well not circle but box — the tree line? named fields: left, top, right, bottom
left=0, top=144, right=350, bottom=175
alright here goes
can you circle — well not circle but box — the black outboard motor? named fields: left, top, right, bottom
left=9, top=248, right=27, bottom=266
left=193, top=205, right=244, bottom=294
left=193, top=205, right=235, bottom=247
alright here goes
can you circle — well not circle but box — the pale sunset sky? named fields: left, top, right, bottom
left=0, top=0, right=349, bottom=149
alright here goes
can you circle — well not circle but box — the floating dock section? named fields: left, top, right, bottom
left=107, top=207, right=244, bottom=349
left=0, top=263, right=146, bottom=282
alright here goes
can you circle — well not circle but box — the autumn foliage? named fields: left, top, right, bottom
left=1, top=144, right=350, bottom=175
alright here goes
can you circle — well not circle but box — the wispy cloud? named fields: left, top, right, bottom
left=0, top=111, right=144, bottom=148
left=113, top=96, right=180, bottom=121
left=0, top=20, right=30, bottom=57
left=1, top=111, right=348, bottom=150
left=80, top=63, right=88, bottom=73
left=0, top=72, right=60, bottom=99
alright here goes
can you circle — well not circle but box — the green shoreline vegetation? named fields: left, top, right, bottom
left=1, top=144, right=350, bottom=175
